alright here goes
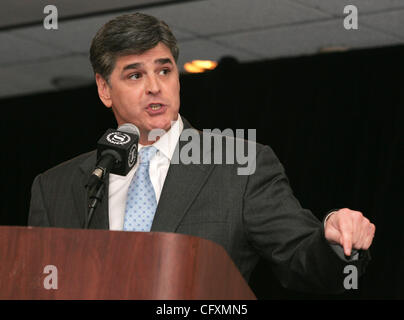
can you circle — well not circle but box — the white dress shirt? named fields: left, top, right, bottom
left=108, top=115, right=184, bottom=230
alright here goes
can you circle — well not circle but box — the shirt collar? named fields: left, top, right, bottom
left=138, top=114, right=183, bottom=161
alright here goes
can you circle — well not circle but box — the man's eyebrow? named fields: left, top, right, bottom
left=122, top=58, right=173, bottom=72
left=122, top=62, right=142, bottom=71
left=155, top=58, right=173, bottom=65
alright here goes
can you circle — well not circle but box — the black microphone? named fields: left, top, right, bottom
left=85, top=123, right=140, bottom=229
left=87, top=123, right=140, bottom=189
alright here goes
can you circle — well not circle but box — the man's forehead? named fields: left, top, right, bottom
left=116, top=44, right=174, bottom=67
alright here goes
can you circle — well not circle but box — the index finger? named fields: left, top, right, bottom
left=342, top=233, right=352, bottom=257
left=339, top=218, right=353, bottom=256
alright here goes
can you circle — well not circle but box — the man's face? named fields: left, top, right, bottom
left=96, top=42, right=180, bottom=145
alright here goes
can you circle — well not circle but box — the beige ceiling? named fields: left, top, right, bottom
left=1, top=0, right=403, bottom=98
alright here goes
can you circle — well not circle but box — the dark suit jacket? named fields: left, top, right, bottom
left=29, top=118, right=369, bottom=293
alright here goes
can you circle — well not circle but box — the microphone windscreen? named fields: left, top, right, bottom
left=118, top=123, right=140, bottom=137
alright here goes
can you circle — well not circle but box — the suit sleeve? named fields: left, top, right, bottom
left=28, top=174, right=51, bottom=227
left=242, top=145, right=370, bottom=293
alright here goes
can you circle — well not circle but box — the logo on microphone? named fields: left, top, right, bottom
left=128, top=144, right=137, bottom=168
left=106, top=132, right=131, bottom=145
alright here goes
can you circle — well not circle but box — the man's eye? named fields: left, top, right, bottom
left=129, top=73, right=141, bottom=80
left=159, top=68, right=170, bottom=75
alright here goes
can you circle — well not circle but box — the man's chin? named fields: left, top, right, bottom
left=139, top=123, right=173, bottom=144
left=150, top=117, right=177, bottom=132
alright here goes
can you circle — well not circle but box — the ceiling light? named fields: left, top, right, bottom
left=184, top=60, right=218, bottom=73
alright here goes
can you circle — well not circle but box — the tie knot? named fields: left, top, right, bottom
left=139, top=146, right=157, bottom=164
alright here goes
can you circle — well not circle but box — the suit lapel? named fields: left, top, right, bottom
left=151, top=121, right=215, bottom=232
left=76, top=152, right=110, bottom=229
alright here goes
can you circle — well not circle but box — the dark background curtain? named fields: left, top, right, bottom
left=1, top=44, right=402, bottom=299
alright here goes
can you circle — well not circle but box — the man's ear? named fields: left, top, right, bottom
left=95, top=73, right=112, bottom=108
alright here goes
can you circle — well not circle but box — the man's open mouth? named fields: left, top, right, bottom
left=149, top=103, right=163, bottom=110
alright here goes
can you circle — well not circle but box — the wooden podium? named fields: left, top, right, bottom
left=0, top=226, right=256, bottom=300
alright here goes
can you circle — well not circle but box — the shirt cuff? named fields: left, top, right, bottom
left=323, top=210, right=336, bottom=229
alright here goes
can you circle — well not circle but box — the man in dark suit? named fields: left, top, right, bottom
left=29, top=12, right=375, bottom=294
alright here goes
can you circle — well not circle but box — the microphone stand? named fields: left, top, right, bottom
left=84, top=153, right=119, bottom=229
left=85, top=179, right=105, bottom=229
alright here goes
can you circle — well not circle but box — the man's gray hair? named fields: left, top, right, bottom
left=90, top=12, right=179, bottom=82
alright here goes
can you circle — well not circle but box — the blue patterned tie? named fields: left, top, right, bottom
left=123, top=146, right=157, bottom=232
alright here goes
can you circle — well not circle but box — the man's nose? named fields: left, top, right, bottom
left=146, top=75, right=161, bottom=95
